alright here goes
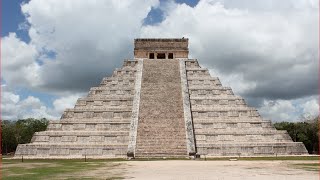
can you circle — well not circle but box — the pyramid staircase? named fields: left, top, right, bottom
left=135, top=59, right=188, bottom=157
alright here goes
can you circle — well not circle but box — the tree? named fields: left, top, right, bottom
left=1, top=118, right=49, bottom=154
left=274, top=116, right=319, bottom=154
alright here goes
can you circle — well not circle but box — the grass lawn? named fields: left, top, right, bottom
left=2, top=159, right=125, bottom=180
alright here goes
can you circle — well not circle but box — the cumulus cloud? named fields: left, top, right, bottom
left=258, top=96, right=318, bottom=122
left=2, top=33, right=40, bottom=88
left=1, top=86, right=82, bottom=120
left=2, top=89, right=56, bottom=120
left=140, top=0, right=318, bottom=105
left=301, top=99, right=319, bottom=119
left=259, top=99, right=296, bottom=121
left=53, top=94, right=83, bottom=114
left=3, top=0, right=159, bottom=95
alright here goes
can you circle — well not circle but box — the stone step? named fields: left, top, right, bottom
left=88, top=90, right=135, bottom=96
left=35, top=131, right=129, bottom=136
left=136, top=146, right=187, bottom=149
left=189, top=90, right=234, bottom=96
left=14, top=144, right=129, bottom=157
left=191, top=106, right=255, bottom=111
left=58, top=118, right=131, bottom=123
left=188, top=79, right=221, bottom=85
left=196, top=142, right=308, bottom=147
left=187, top=76, right=219, bottom=80
left=47, top=126, right=130, bottom=132
left=197, top=139, right=293, bottom=143
left=194, top=129, right=286, bottom=135
left=190, top=95, right=242, bottom=100
left=197, top=142, right=308, bottom=156
left=75, top=100, right=133, bottom=107
left=186, top=67, right=208, bottom=71
left=135, top=152, right=188, bottom=158
left=193, top=119, right=270, bottom=124
left=32, top=134, right=129, bottom=143
left=90, top=86, right=134, bottom=91
left=194, top=124, right=273, bottom=129
left=189, top=86, right=232, bottom=90
left=65, top=107, right=132, bottom=112
left=78, top=96, right=133, bottom=101
left=192, top=117, right=265, bottom=122
left=72, top=106, right=133, bottom=111
left=101, top=77, right=135, bottom=82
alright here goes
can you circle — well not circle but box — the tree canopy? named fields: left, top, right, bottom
left=1, top=118, right=49, bottom=154
left=274, top=116, right=319, bottom=154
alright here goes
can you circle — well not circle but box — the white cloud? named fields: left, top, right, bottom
left=20, top=0, right=159, bottom=94
left=301, top=99, right=319, bottom=119
left=1, top=90, right=56, bottom=120
left=1, top=87, right=82, bottom=120
left=140, top=0, right=318, bottom=102
left=259, top=99, right=297, bottom=121
left=2, top=0, right=159, bottom=94
left=53, top=94, right=83, bottom=114
left=2, top=33, right=41, bottom=88
left=258, top=96, right=318, bottom=122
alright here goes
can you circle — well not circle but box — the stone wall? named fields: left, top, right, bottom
left=134, top=38, right=189, bottom=58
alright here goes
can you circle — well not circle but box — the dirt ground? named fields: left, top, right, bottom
left=121, top=160, right=318, bottom=180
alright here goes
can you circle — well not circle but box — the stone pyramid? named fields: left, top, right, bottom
left=15, top=38, right=308, bottom=159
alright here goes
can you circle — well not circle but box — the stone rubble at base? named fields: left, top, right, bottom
left=14, top=38, right=308, bottom=159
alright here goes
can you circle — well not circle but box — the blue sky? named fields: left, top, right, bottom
left=3, top=0, right=30, bottom=41
left=2, top=0, right=318, bottom=121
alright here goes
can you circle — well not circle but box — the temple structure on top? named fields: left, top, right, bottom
left=134, top=38, right=189, bottom=59
left=14, top=38, right=308, bottom=159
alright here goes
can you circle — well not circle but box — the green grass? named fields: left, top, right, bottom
left=2, top=159, right=125, bottom=180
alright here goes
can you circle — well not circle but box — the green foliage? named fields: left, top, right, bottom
left=1, top=118, right=49, bottom=154
left=274, top=117, right=319, bottom=154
